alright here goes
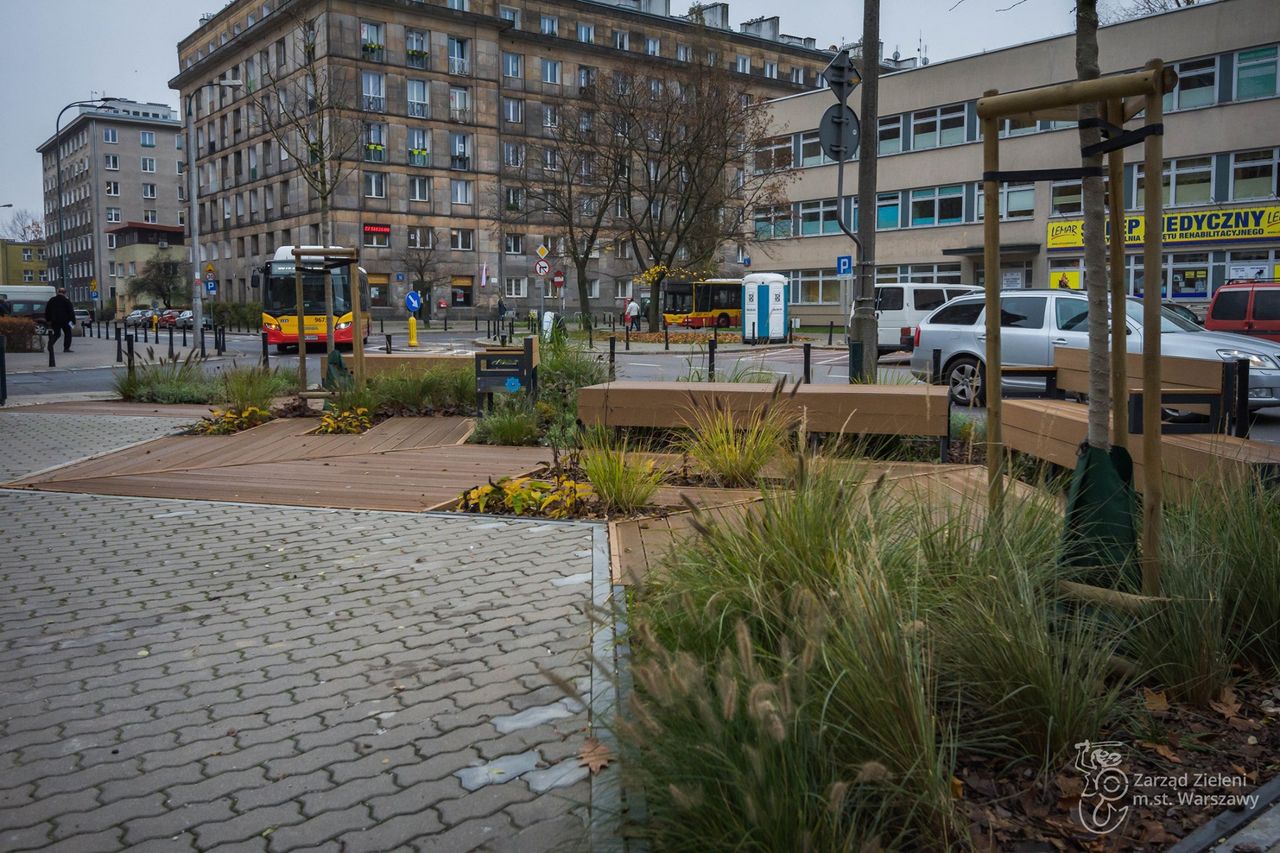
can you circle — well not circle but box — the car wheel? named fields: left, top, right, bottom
left=716, top=313, right=731, bottom=328
left=946, top=356, right=985, bottom=407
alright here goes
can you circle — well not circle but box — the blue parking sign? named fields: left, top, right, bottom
left=836, top=255, right=853, bottom=276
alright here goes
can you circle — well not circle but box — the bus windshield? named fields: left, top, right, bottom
left=264, top=263, right=353, bottom=315
left=663, top=282, right=694, bottom=314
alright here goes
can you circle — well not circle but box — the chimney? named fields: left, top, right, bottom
left=699, top=2, right=731, bottom=29
left=739, top=16, right=780, bottom=41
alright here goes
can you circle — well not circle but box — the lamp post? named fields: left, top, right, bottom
left=186, top=80, right=242, bottom=346
left=54, top=98, right=111, bottom=303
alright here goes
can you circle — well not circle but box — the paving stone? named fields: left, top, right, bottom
left=490, top=814, right=588, bottom=852
left=339, top=811, right=445, bottom=853
left=411, top=812, right=517, bottom=852
left=265, top=804, right=372, bottom=852
left=368, top=777, right=468, bottom=822
left=298, top=773, right=398, bottom=818
left=194, top=802, right=305, bottom=848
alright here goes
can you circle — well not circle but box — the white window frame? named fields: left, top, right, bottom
left=140, top=130, right=156, bottom=147
left=142, top=182, right=157, bottom=199
left=141, top=157, right=156, bottom=172
left=735, top=55, right=750, bottom=74
left=105, top=181, right=120, bottom=196
left=502, top=51, right=523, bottom=78
left=364, top=170, right=386, bottom=198
left=450, top=179, right=473, bottom=205
left=503, top=97, right=524, bottom=124
left=103, top=128, right=118, bottom=144
left=504, top=276, right=527, bottom=298
left=105, top=154, right=119, bottom=170
left=143, top=209, right=158, bottom=224
left=541, top=58, right=561, bottom=85
left=645, top=37, right=660, bottom=56
left=450, top=228, right=475, bottom=251
left=409, top=175, right=430, bottom=202
left=764, top=60, right=778, bottom=79
left=504, top=233, right=524, bottom=255
left=1231, top=147, right=1279, bottom=201
left=106, top=207, right=121, bottom=223
left=577, top=22, right=594, bottom=43
left=540, top=15, right=558, bottom=36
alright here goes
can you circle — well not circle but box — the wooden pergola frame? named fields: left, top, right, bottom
left=291, top=246, right=366, bottom=390
left=976, top=60, right=1177, bottom=595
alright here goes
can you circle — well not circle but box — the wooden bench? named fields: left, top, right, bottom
left=577, top=380, right=952, bottom=457
left=363, top=352, right=472, bottom=378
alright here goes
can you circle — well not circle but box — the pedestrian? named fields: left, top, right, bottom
left=44, top=287, right=75, bottom=353
left=497, top=296, right=508, bottom=321
left=626, top=297, right=641, bottom=332
left=0, top=293, right=12, bottom=317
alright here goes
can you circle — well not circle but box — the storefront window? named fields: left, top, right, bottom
left=1170, top=253, right=1210, bottom=297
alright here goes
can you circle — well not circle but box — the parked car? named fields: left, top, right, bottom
left=158, top=309, right=183, bottom=328
left=176, top=310, right=214, bottom=331
left=124, top=309, right=150, bottom=327
left=909, top=289, right=1280, bottom=409
left=73, top=308, right=92, bottom=336
left=857, top=282, right=982, bottom=354
left=1205, top=279, right=1280, bottom=343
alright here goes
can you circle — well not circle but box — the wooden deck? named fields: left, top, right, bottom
left=3, top=400, right=219, bottom=418
left=8, top=416, right=554, bottom=513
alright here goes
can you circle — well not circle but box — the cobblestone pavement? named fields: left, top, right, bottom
left=0, top=490, right=596, bottom=852
left=0, top=413, right=195, bottom=483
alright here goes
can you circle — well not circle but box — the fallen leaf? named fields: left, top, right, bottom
left=579, top=737, right=612, bottom=774
left=951, top=776, right=964, bottom=799
left=1139, top=740, right=1181, bottom=763
left=1228, top=716, right=1262, bottom=732
left=1210, top=686, right=1242, bottom=719
left=1139, top=820, right=1178, bottom=843
left=1055, top=774, right=1084, bottom=798
left=1143, top=688, right=1170, bottom=714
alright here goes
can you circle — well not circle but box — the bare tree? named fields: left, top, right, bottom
left=2, top=209, right=44, bottom=242
left=497, top=97, right=628, bottom=325
left=128, top=255, right=190, bottom=309
left=1077, top=0, right=1111, bottom=449
left=1101, top=0, right=1196, bottom=23
left=397, top=228, right=450, bottom=318
left=601, top=42, right=794, bottom=329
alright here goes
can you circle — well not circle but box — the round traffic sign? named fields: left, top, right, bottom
left=534, top=259, right=550, bottom=277
left=552, top=271, right=565, bottom=288
left=405, top=290, right=422, bottom=312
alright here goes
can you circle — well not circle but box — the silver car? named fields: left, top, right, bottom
left=909, top=289, right=1280, bottom=409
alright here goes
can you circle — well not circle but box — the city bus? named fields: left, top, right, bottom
left=259, top=246, right=370, bottom=352
left=660, top=279, right=743, bottom=328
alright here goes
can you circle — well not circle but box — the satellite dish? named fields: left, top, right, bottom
left=922, top=57, right=930, bottom=65
left=892, top=49, right=901, bottom=60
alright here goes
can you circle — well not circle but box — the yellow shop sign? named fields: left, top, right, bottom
left=1047, top=205, right=1280, bottom=250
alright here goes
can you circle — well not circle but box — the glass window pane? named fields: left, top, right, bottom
left=1237, top=47, right=1278, bottom=99
left=1233, top=150, right=1275, bottom=200
left=1000, top=296, right=1046, bottom=329
left=1254, top=291, right=1280, bottom=321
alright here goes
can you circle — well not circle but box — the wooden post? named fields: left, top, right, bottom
left=981, top=100, right=1004, bottom=514
left=1107, top=98, right=1129, bottom=448
left=1140, top=60, right=1164, bottom=596
left=294, top=260, right=307, bottom=389
left=350, top=259, right=366, bottom=388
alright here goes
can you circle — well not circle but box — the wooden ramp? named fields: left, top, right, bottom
left=7, top=416, right=556, bottom=513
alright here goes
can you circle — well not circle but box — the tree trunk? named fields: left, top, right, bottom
left=321, top=182, right=335, bottom=353
left=574, top=259, right=593, bottom=329
left=647, top=277, right=661, bottom=332
left=1076, top=0, right=1111, bottom=449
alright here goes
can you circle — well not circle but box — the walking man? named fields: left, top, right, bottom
left=626, top=297, right=641, bottom=332
left=44, top=287, right=75, bottom=353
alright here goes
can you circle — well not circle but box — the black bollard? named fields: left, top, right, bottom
left=142, top=323, right=149, bottom=344
left=261, top=332, right=270, bottom=367
left=47, top=334, right=55, bottom=367
left=848, top=340, right=864, bottom=384
left=126, top=334, right=135, bottom=378
left=385, top=334, right=392, bottom=354
left=509, top=318, right=515, bottom=340
left=608, top=336, right=616, bottom=381
left=182, top=324, right=188, bottom=347
left=587, top=323, right=593, bottom=350
left=199, top=327, right=206, bottom=359
left=116, top=326, right=123, bottom=363
left=443, top=313, right=448, bottom=332
left=828, top=321, right=834, bottom=346
left=803, top=343, right=812, bottom=384
left=707, top=337, right=716, bottom=382
left=624, top=324, right=630, bottom=351
left=380, top=318, right=385, bottom=335
left=664, top=320, right=669, bottom=351
left=474, top=315, right=478, bottom=333
left=168, top=326, right=175, bottom=359
left=0, top=334, right=6, bottom=406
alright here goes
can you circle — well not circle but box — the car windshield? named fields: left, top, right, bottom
left=1123, top=299, right=1201, bottom=332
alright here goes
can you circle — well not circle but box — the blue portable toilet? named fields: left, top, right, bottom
left=741, top=273, right=789, bottom=344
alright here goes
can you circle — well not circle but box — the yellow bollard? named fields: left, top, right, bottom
left=407, top=315, right=418, bottom=348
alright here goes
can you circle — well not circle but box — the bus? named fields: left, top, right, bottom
left=660, top=279, right=743, bottom=329
left=259, top=246, right=370, bottom=352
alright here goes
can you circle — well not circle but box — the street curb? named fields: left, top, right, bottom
left=1168, top=774, right=1280, bottom=852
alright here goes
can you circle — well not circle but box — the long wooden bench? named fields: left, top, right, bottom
left=577, top=381, right=952, bottom=455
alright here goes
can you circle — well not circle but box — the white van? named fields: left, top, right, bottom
left=865, top=282, right=981, bottom=354
left=0, top=285, right=56, bottom=327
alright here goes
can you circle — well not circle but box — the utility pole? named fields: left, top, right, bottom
left=853, top=0, right=881, bottom=380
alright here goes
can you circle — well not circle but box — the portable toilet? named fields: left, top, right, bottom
left=741, top=273, right=789, bottom=344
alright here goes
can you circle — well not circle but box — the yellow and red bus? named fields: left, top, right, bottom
left=259, top=246, right=370, bottom=352
left=660, top=279, right=743, bottom=329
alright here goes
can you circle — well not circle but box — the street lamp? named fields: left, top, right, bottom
left=54, top=98, right=111, bottom=303
left=186, top=80, right=242, bottom=349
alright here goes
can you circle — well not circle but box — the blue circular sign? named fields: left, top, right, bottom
left=504, top=376, right=522, bottom=392
left=405, top=291, right=422, bottom=312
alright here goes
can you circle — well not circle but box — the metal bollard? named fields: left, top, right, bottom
left=828, top=321, right=834, bottom=346
left=142, top=323, right=149, bottom=344
left=664, top=320, right=669, bottom=351
left=509, top=318, right=515, bottom=340
left=587, top=323, right=593, bottom=350
left=474, top=315, right=478, bottom=332
left=116, top=326, right=123, bottom=363
left=380, top=318, right=385, bottom=335
left=47, top=332, right=55, bottom=368
left=126, top=334, right=135, bottom=378
left=713, top=325, right=718, bottom=345
left=624, top=324, right=630, bottom=351
left=261, top=331, right=270, bottom=367
left=0, top=334, right=7, bottom=406
left=385, top=334, right=392, bottom=354
left=608, top=336, right=616, bottom=381
left=848, top=340, right=865, bottom=383
left=182, top=324, right=188, bottom=347
left=803, top=343, right=812, bottom=384
left=1235, top=359, right=1251, bottom=439
left=707, top=337, right=716, bottom=382
left=168, top=326, right=175, bottom=359
left=443, top=313, right=448, bottom=332
left=199, top=327, right=206, bottom=358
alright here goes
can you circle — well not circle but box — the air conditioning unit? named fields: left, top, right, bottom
left=158, top=240, right=169, bottom=249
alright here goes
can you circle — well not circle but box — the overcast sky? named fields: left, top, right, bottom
left=0, top=0, right=1078, bottom=224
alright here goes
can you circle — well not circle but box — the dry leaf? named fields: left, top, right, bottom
left=1228, top=716, right=1262, bottom=732
left=1139, top=740, right=1181, bottom=763
left=1143, top=687, right=1170, bottom=714
left=951, top=776, right=964, bottom=799
left=1210, top=686, right=1242, bottom=719
left=579, top=737, right=612, bottom=774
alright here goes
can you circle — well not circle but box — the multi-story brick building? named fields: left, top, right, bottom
left=169, top=0, right=881, bottom=317
left=37, top=99, right=185, bottom=308
left=750, top=0, right=1280, bottom=325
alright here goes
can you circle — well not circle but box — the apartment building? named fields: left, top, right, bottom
left=0, top=240, right=49, bottom=286
left=37, top=100, right=185, bottom=307
left=169, top=0, right=866, bottom=317
left=751, top=0, right=1280, bottom=324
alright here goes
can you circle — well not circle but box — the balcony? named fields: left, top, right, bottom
left=448, top=56, right=470, bottom=76
left=450, top=155, right=471, bottom=171
left=363, top=95, right=386, bottom=112
left=448, top=107, right=472, bottom=124
left=362, top=43, right=385, bottom=62
left=407, top=50, right=429, bottom=70
left=408, top=101, right=430, bottom=119
left=364, top=143, right=386, bottom=163
left=408, top=148, right=430, bottom=167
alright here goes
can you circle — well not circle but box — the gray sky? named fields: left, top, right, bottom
left=0, top=0, right=1077, bottom=223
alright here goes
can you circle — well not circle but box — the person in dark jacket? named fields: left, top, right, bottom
left=44, top=288, right=75, bottom=353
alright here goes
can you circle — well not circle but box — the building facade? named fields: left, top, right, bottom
left=751, top=0, right=1280, bottom=324
left=37, top=100, right=186, bottom=309
left=169, top=0, right=874, bottom=317
left=0, top=240, right=49, bottom=286
left=107, top=223, right=188, bottom=314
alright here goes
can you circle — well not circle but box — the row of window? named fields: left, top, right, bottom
left=773, top=44, right=1279, bottom=170
left=104, top=207, right=160, bottom=224
left=102, top=154, right=172, bottom=174
left=101, top=128, right=174, bottom=148
left=359, top=223, right=475, bottom=251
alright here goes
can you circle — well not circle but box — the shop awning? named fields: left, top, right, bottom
left=942, top=243, right=1041, bottom=257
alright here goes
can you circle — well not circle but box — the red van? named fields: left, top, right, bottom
left=1205, top=280, right=1280, bottom=343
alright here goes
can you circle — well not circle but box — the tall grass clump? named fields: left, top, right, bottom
left=471, top=395, right=541, bottom=446
left=580, top=432, right=662, bottom=513
left=680, top=392, right=794, bottom=487
left=217, top=365, right=295, bottom=411
left=540, top=337, right=608, bottom=414
left=113, top=350, right=218, bottom=403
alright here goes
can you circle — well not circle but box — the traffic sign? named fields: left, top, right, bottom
left=535, top=245, right=549, bottom=260
left=90, top=291, right=100, bottom=300
left=836, top=255, right=853, bottom=277
left=552, top=270, right=565, bottom=289
left=822, top=49, right=862, bottom=105
left=405, top=290, right=422, bottom=313
left=206, top=281, right=217, bottom=294
left=818, top=104, right=860, bottom=162
left=534, top=259, right=550, bottom=276
left=205, top=270, right=216, bottom=283
left=89, top=278, right=98, bottom=292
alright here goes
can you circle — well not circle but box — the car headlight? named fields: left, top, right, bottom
left=335, top=321, right=352, bottom=331
left=1216, top=349, right=1277, bottom=370
left=263, top=322, right=280, bottom=332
